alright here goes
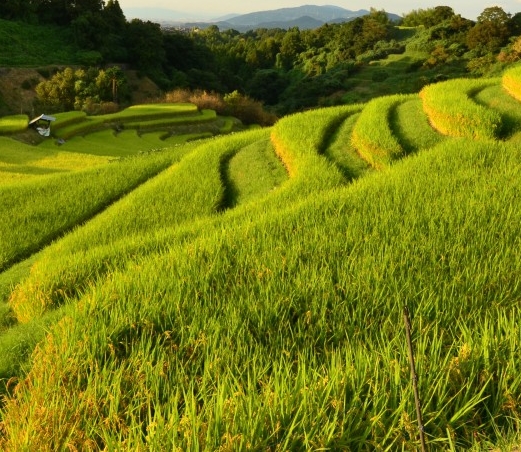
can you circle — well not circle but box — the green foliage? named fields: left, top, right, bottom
left=0, top=19, right=79, bottom=66
left=0, top=115, right=28, bottom=134
left=35, top=66, right=129, bottom=113
left=401, top=6, right=456, bottom=27
left=351, top=94, right=409, bottom=169
left=420, top=78, right=502, bottom=139
left=467, top=7, right=512, bottom=53
left=0, top=152, right=174, bottom=274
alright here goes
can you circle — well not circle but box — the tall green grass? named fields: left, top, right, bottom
left=51, top=104, right=203, bottom=139
left=389, top=96, right=446, bottom=152
left=0, top=136, right=109, bottom=184
left=420, top=78, right=502, bottom=139
left=45, top=129, right=164, bottom=157
left=224, top=137, right=288, bottom=207
left=473, top=83, right=521, bottom=140
left=270, top=105, right=357, bottom=196
left=0, top=115, right=28, bottom=134
left=2, top=137, right=521, bottom=450
left=7, top=106, right=374, bottom=327
left=351, top=94, right=410, bottom=169
left=502, top=64, right=521, bottom=102
left=8, top=130, right=269, bottom=322
left=0, top=151, right=176, bottom=275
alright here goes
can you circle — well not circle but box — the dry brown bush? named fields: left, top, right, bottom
left=164, top=88, right=277, bottom=126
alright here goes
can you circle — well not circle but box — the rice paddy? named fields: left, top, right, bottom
left=1, top=78, right=521, bottom=450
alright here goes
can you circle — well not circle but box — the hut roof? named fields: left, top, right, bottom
left=29, top=114, right=56, bottom=125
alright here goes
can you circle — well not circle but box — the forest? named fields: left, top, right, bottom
left=2, top=2, right=521, bottom=115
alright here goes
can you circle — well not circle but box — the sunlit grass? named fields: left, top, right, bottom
left=2, top=85, right=521, bottom=451
left=0, top=137, right=108, bottom=185
left=390, top=96, right=446, bottom=153
left=0, top=115, right=28, bottom=134
left=473, top=83, right=521, bottom=139
left=0, top=150, right=176, bottom=275
left=224, top=137, right=288, bottom=206
left=420, top=78, right=502, bottom=139
left=351, top=94, right=409, bottom=169
left=3, top=137, right=521, bottom=450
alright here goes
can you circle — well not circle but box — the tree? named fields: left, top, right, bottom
left=0, top=0, right=37, bottom=22
left=126, top=19, right=166, bottom=76
left=467, top=6, right=511, bottom=52
left=35, top=67, right=80, bottom=111
left=277, top=28, right=305, bottom=70
left=402, top=6, right=455, bottom=27
left=35, top=66, right=129, bottom=112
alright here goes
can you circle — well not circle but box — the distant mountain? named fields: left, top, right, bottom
left=225, top=5, right=367, bottom=26
left=156, top=5, right=402, bottom=31
left=123, top=7, right=215, bottom=22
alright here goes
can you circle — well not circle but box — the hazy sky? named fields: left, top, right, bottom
left=118, top=0, right=521, bottom=21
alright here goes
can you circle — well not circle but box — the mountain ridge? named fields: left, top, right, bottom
left=125, top=5, right=401, bottom=30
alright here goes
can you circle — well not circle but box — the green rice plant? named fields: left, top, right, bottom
left=48, top=129, right=168, bottom=157
left=52, top=116, right=107, bottom=139
left=219, top=117, right=237, bottom=134
left=323, top=112, right=371, bottom=181
left=389, top=96, right=446, bottom=153
left=51, top=104, right=208, bottom=140
left=0, top=115, right=28, bottom=134
left=473, top=83, right=521, bottom=139
left=7, top=107, right=363, bottom=325
left=420, top=78, right=502, bottom=139
left=124, top=109, right=217, bottom=131
left=270, top=105, right=358, bottom=197
left=224, top=137, right=288, bottom=207
left=95, top=103, right=199, bottom=122
left=50, top=111, right=87, bottom=133
left=0, top=151, right=175, bottom=276
left=501, top=64, right=521, bottom=102
left=3, top=138, right=521, bottom=449
left=351, top=94, right=411, bottom=169
left=0, top=137, right=108, bottom=185
left=163, top=132, right=214, bottom=144
left=8, top=130, right=268, bottom=322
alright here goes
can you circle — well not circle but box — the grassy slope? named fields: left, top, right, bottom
left=1, top=76, right=521, bottom=450
left=0, top=19, right=79, bottom=67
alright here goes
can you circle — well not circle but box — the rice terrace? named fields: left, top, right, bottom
left=3, top=65, right=521, bottom=450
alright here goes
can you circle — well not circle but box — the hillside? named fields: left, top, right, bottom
left=134, top=5, right=401, bottom=30
left=1, top=67, right=521, bottom=449
left=0, top=66, right=162, bottom=117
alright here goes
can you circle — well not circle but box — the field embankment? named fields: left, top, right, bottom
left=1, top=77, right=521, bottom=450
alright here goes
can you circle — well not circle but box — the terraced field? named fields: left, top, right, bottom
left=1, top=75, right=521, bottom=450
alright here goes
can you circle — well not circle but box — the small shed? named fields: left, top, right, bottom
left=29, top=114, right=56, bottom=137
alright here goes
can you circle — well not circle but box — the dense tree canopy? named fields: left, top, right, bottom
left=4, top=2, right=520, bottom=115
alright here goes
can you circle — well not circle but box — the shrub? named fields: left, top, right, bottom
left=164, top=89, right=277, bottom=126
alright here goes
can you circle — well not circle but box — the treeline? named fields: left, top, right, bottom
left=4, top=2, right=521, bottom=115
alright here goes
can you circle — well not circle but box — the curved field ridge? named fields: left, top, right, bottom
left=0, top=153, right=174, bottom=273
left=3, top=75, right=521, bottom=451
left=502, top=65, right=521, bottom=102
left=389, top=97, right=445, bottom=153
left=270, top=105, right=358, bottom=198
left=420, top=78, right=502, bottom=140
left=8, top=130, right=269, bottom=323
left=351, top=94, right=411, bottom=169
left=51, top=103, right=202, bottom=139
left=0, top=115, right=28, bottom=135
left=3, top=138, right=521, bottom=450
